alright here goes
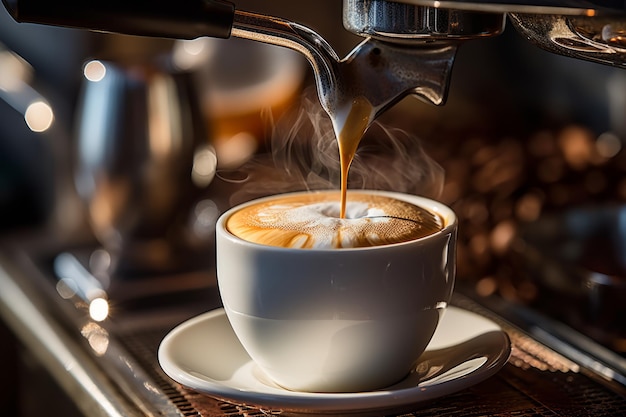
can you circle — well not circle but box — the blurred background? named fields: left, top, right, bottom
left=1, top=0, right=626, bottom=320
left=1, top=1, right=626, bottom=414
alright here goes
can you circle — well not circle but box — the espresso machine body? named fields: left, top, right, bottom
left=3, top=0, right=624, bottom=125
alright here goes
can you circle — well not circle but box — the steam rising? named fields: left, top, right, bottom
left=225, top=90, right=444, bottom=205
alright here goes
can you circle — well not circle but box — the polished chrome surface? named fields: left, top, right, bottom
left=333, top=39, right=458, bottom=111
left=232, top=10, right=458, bottom=124
left=388, top=0, right=625, bottom=15
left=343, top=0, right=505, bottom=40
left=74, top=60, right=214, bottom=274
left=0, top=259, right=143, bottom=417
left=343, top=1, right=626, bottom=68
left=510, top=13, right=626, bottom=68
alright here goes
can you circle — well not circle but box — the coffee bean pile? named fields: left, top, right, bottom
left=424, top=126, right=626, bottom=303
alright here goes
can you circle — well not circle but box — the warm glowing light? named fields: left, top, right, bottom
left=81, top=322, right=110, bottom=356
left=558, top=127, right=594, bottom=170
left=476, top=276, right=497, bottom=297
left=194, top=199, right=219, bottom=226
left=191, top=199, right=220, bottom=238
left=433, top=1, right=441, bottom=7
left=490, top=220, right=516, bottom=255
left=215, top=131, right=258, bottom=168
left=596, top=132, right=622, bottom=158
left=515, top=192, right=543, bottom=222
left=84, top=60, right=107, bottom=82
left=183, top=38, right=206, bottom=55
left=173, top=38, right=210, bottom=70
left=89, top=297, right=109, bottom=322
left=0, top=50, right=32, bottom=92
left=24, top=100, right=54, bottom=132
left=192, top=146, right=218, bottom=187
left=56, top=278, right=78, bottom=299
left=88, top=249, right=112, bottom=290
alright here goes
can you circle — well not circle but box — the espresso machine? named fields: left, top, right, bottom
left=2, top=0, right=625, bottom=127
left=4, top=2, right=626, bottom=279
left=3, top=1, right=626, bottom=416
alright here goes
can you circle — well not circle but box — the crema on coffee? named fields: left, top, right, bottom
left=226, top=191, right=443, bottom=249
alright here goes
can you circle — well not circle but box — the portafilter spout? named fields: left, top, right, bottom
left=230, top=10, right=462, bottom=129
left=391, top=1, right=626, bottom=69
left=0, top=0, right=503, bottom=127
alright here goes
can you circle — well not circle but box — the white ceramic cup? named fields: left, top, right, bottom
left=216, top=190, right=457, bottom=392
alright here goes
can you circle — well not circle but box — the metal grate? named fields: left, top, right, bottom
left=120, top=327, right=202, bottom=417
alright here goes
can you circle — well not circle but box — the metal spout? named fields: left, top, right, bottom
left=232, top=11, right=458, bottom=128
left=331, top=39, right=458, bottom=117
left=509, top=13, right=626, bottom=69
left=1, top=0, right=462, bottom=126
left=383, top=1, right=626, bottom=68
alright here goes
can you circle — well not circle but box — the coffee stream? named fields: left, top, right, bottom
left=225, top=94, right=445, bottom=249
left=335, top=97, right=374, bottom=219
left=334, top=96, right=374, bottom=219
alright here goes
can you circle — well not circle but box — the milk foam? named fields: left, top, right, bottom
left=226, top=192, right=442, bottom=249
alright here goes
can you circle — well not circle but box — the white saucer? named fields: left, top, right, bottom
left=158, top=306, right=510, bottom=416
